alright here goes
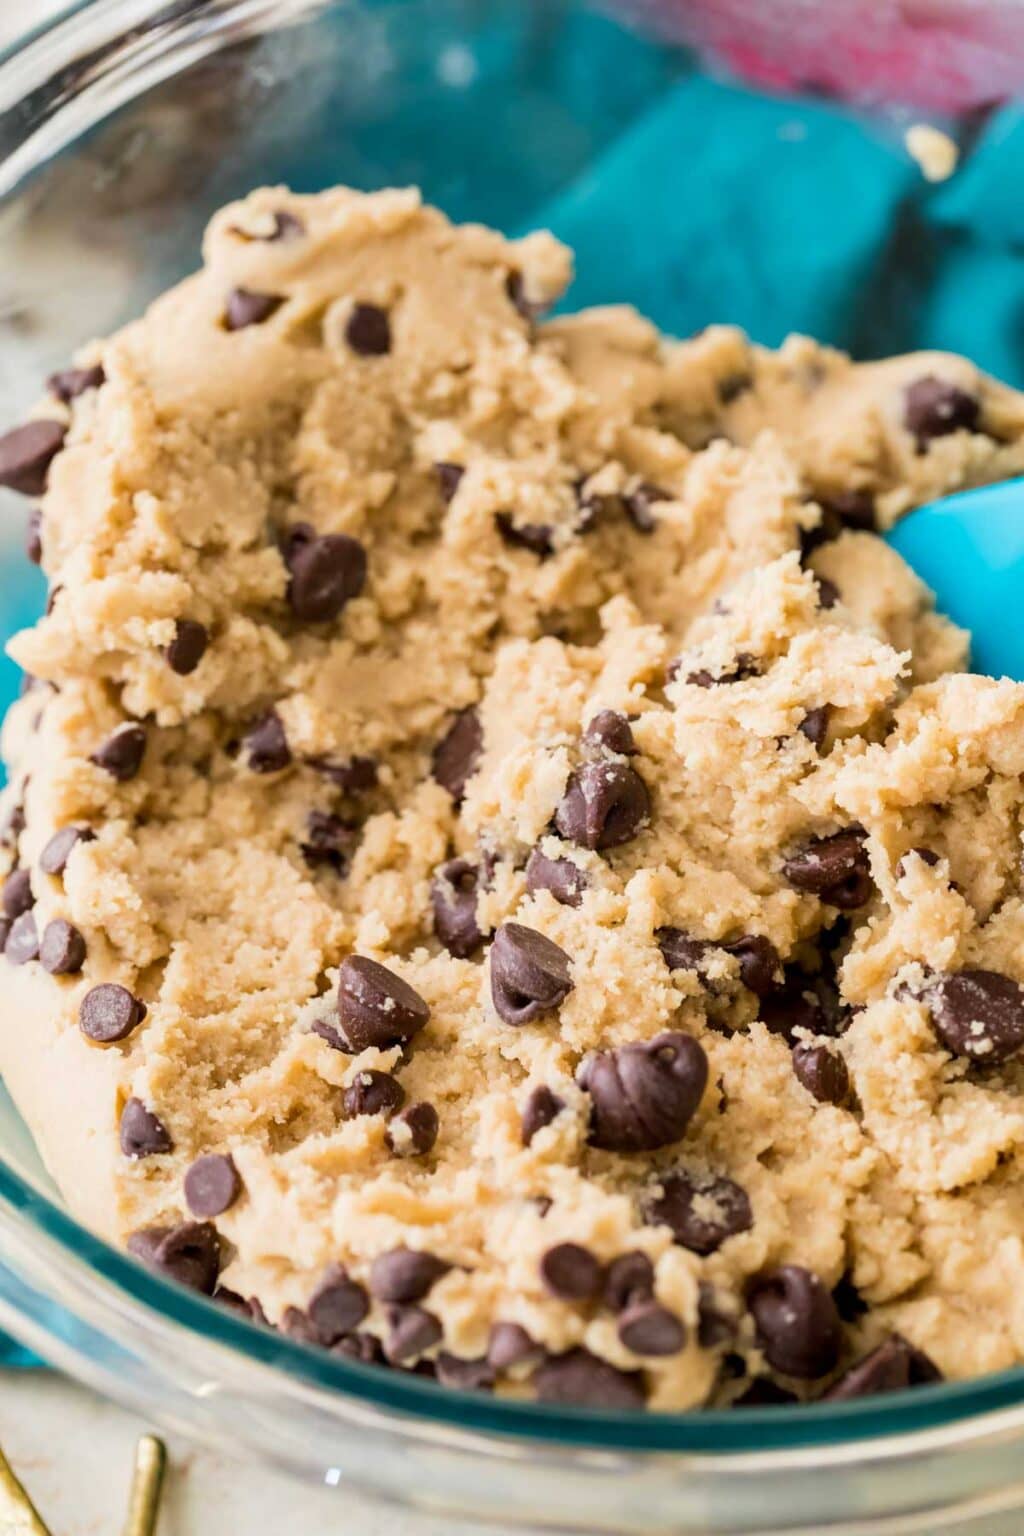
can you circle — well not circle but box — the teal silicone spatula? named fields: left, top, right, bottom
left=885, top=476, right=1024, bottom=681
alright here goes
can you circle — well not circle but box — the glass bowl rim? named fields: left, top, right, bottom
left=10, top=1147, right=1024, bottom=1457
left=3, top=0, right=1024, bottom=1462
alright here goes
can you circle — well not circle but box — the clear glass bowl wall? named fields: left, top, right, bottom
left=3, top=3, right=1024, bottom=1532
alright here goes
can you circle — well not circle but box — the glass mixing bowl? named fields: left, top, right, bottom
left=4, top=3, right=1024, bottom=1531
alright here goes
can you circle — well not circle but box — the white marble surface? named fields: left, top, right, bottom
left=0, top=1372, right=522, bottom=1535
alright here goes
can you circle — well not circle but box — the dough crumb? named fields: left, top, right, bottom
left=905, top=123, right=959, bottom=182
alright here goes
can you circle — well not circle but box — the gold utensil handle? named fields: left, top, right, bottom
left=0, top=1442, right=52, bottom=1536
left=122, top=1435, right=167, bottom=1536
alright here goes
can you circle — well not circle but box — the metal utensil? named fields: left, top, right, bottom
left=122, top=1435, right=167, bottom=1536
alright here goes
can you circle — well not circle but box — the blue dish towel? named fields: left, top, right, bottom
left=3, top=8, right=1024, bottom=1366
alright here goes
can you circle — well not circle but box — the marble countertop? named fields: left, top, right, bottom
left=0, top=1372, right=522, bottom=1535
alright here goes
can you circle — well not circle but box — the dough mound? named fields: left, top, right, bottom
left=4, top=185, right=1024, bottom=1412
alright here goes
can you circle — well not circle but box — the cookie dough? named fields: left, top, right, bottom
left=3, top=185, right=1024, bottom=1412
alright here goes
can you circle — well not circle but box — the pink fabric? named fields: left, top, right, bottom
left=619, top=0, right=1024, bottom=111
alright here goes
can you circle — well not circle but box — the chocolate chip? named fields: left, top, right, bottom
left=697, top=1282, right=735, bottom=1348
left=387, top=1101, right=439, bottom=1156
left=310, top=1017, right=349, bottom=1053
left=724, top=934, right=782, bottom=997
left=279, top=1306, right=323, bottom=1345
left=746, top=1265, right=842, bottom=1378
left=792, top=1043, right=850, bottom=1105
left=432, top=708, right=482, bottom=804
left=579, top=1031, right=708, bottom=1153
left=554, top=761, right=650, bottom=851
left=25, top=508, right=42, bottom=565
left=333, top=1331, right=384, bottom=1364
left=904, top=375, right=980, bottom=450
left=582, top=710, right=636, bottom=757
left=521, top=1085, right=565, bottom=1147
left=430, top=857, right=485, bottom=958
left=436, top=1352, right=495, bottom=1391
left=2, top=868, right=32, bottom=919
left=435, top=462, right=465, bottom=503
left=923, top=968, right=1024, bottom=1064
left=760, top=963, right=849, bottom=1044
left=799, top=706, right=831, bottom=749
left=488, top=1322, right=542, bottom=1371
left=166, top=619, right=208, bottom=675
left=300, top=810, right=357, bottom=874
left=895, top=846, right=940, bottom=879
left=306, top=1264, right=370, bottom=1342
left=617, top=1300, right=687, bottom=1357
left=345, top=303, right=391, bottom=356
left=656, top=928, right=714, bottom=978
left=336, top=955, right=430, bottom=1052
left=119, top=1098, right=172, bottom=1158
left=823, top=1333, right=942, bottom=1400
left=799, top=501, right=843, bottom=559
left=385, top=1304, right=442, bottom=1363
left=532, top=1347, right=645, bottom=1409
left=524, top=849, right=587, bottom=908
left=127, top=1221, right=220, bottom=1294
left=4, top=911, right=38, bottom=965
left=623, top=483, right=669, bottom=534
left=832, top=1273, right=868, bottom=1324
left=39, top=918, right=86, bottom=975
left=90, top=723, right=146, bottom=781
left=279, top=520, right=314, bottom=561
left=217, top=1277, right=270, bottom=1321
left=47, top=364, right=105, bottom=403
left=224, top=288, right=283, bottom=330
left=494, top=512, right=555, bottom=558
left=733, top=1377, right=799, bottom=1407
left=231, top=210, right=304, bottom=242
left=0, top=420, right=66, bottom=496
left=79, top=983, right=146, bottom=1044
left=285, top=530, right=367, bottom=623
left=213, top=1287, right=266, bottom=1324
left=0, top=800, right=25, bottom=849
left=718, top=372, right=752, bottom=404
left=242, top=711, right=291, bottom=774
left=343, top=1070, right=405, bottom=1119
left=490, top=922, right=573, bottom=1026
left=644, top=1171, right=752, bottom=1255
left=39, top=825, right=94, bottom=876
left=783, top=830, right=873, bottom=909
left=540, top=1242, right=603, bottom=1301
left=184, top=1153, right=242, bottom=1217
left=684, top=653, right=760, bottom=688
left=815, top=575, right=840, bottom=610
left=602, top=1252, right=655, bottom=1313
left=505, top=270, right=548, bottom=323
left=822, top=489, right=876, bottom=533
left=573, top=478, right=617, bottom=534
left=123, top=1227, right=165, bottom=1266
left=307, top=754, right=378, bottom=792
left=370, top=1250, right=448, bottom=1308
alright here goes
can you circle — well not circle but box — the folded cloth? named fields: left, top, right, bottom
left=532, top=73, right=1024, bottom=387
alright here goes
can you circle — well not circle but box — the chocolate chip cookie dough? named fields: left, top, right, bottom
left=3, top=185, right=1024, bottom=1411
